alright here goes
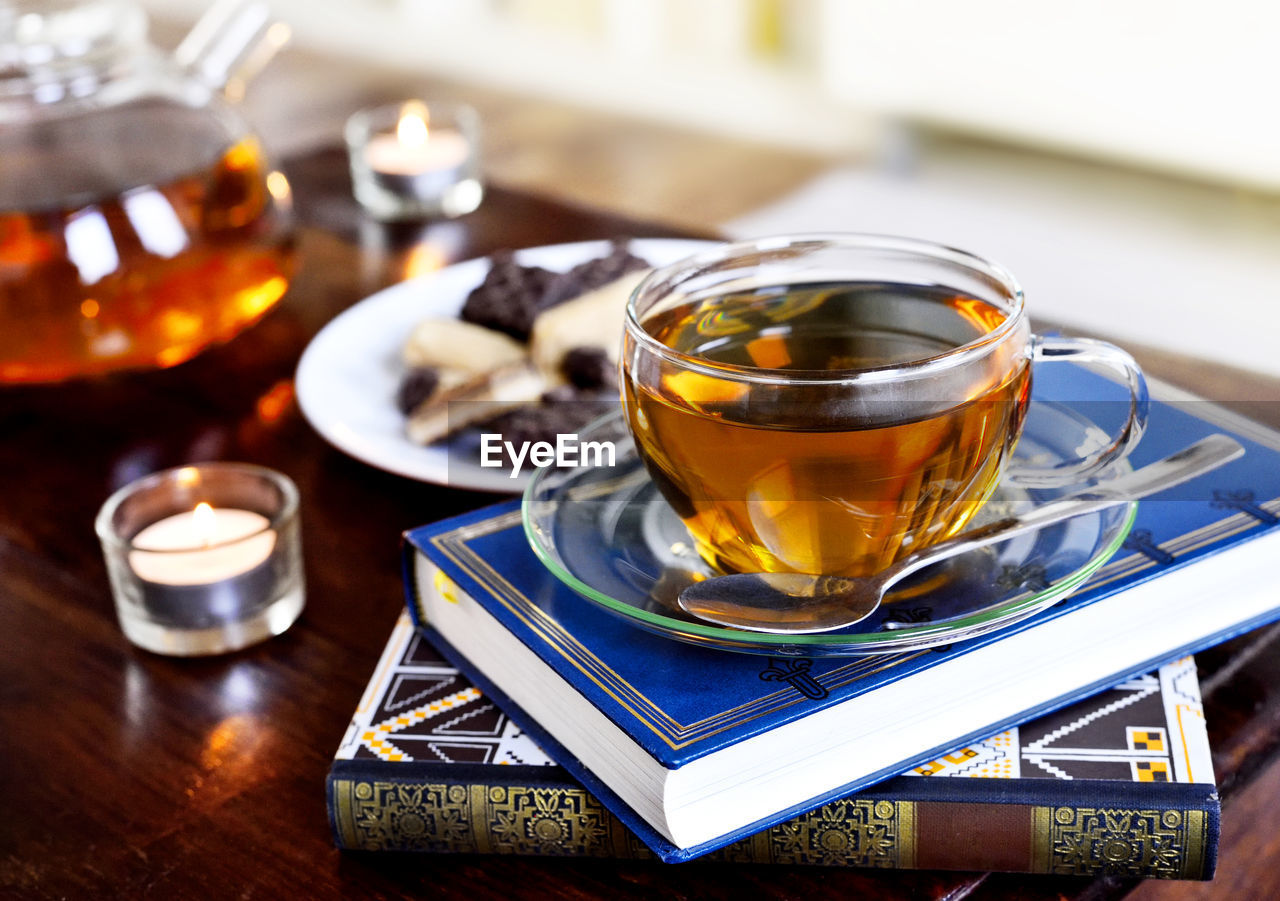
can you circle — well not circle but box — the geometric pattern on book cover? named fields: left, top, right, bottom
left=332, top=614, right=1215, bottom=875
left=903, top=657, right=1212, bottom=785
left=337, top=623, right=554, bottom=768
left=337, top=619, right=1209, bottom=786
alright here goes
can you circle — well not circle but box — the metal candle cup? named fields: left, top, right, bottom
left=95, top=463, right=304, bottom=656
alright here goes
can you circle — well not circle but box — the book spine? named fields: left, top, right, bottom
left=328, top=765, right=1217, bottom=877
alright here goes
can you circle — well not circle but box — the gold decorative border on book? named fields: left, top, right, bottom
left=334, top=776, right=1205, bottom=875
left=747, top=798, right=914, bottom=867
left=1085, top=498, right=1280, bottom=591
left=1032, top=805, right=1208, bottom=879
left=428, top=514, right=928, bottom=748
left=425, top=495, right=1277, bottom=749
left=334, top=776, right=922, bottom=865
left=331, top=778, right=639, bottom=857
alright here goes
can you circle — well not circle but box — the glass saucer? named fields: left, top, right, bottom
left=522, top=406, right=1137, bottom=656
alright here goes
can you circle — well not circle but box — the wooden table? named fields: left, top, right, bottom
left=4, top=147, right=1279, bottom=900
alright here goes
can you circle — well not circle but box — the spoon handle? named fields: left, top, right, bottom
left=882, top=434, right=1244, bottom=588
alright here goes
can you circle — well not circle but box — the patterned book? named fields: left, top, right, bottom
left=399, top=371, right=1280, bottom=862
left=329, top=612, right=1219, bottom=878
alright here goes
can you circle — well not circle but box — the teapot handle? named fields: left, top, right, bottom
left=175, top=0, right=289, bottom=97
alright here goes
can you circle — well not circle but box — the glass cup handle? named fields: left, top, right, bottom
left=1004, top=335, right=1151, bottom=488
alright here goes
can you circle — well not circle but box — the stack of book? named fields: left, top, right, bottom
left=330, top=612, right=1218, bottom=877
left=330, top=375, right=1280, bottom=879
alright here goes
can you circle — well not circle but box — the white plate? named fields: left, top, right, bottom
left=295, top=238, right=715, bottom=491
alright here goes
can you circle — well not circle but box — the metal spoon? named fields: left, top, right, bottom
left=678, top=434, right=1244, bottom=634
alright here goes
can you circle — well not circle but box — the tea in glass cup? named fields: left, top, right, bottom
left=621, top=235, right=1148, bottom=578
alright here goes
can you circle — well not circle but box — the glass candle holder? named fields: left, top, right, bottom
left=95, top=463, right=304, bottom=656
left=345, top=100, right=484, bottom=221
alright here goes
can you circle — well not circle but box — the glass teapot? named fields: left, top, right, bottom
left=0, top=0, right=296, bottom=383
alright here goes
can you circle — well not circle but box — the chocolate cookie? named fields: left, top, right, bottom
left=459, top=251, right=557, bottom=341
left=561, top=346, right=618, bottom=391
left=539, top=240, right=650, bottom=309
left=396, top=366, right=440, bottom=414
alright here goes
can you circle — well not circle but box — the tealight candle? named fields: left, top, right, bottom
left=129, top=504, right=275, bottom=585
left=346, top=100, right=484, bottom=220
left=96, top=464, right=304, bottom=656
left=363, top=119, right=469, bottom=177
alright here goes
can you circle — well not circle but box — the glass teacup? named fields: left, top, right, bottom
left=621, top=234, right=1148, bottom=578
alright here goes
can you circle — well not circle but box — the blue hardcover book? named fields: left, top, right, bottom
left=402, top=374, right=1280, bottom=862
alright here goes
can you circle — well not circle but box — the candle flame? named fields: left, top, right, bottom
left=397, top=103, right=429, bottom=148
left=193, top=502, right=217, bottom=547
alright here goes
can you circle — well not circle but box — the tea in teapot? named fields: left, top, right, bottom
left=0, top=0, right=295, bottom=382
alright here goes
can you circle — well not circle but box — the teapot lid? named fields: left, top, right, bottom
left=1, top=1, right=148, bottom=99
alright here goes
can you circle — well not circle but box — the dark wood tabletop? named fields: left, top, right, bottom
left=4, top=147, right=1280, bottom=901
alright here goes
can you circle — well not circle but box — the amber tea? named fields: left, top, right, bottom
left=0, top=132, right=293, bottom=383
left=623, top=282, right=1032, bottom=577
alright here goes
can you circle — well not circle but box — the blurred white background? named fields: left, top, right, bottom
left=146, top=0, right=1280, bottom=187
left=143, top=0, right=1280, bottom=379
